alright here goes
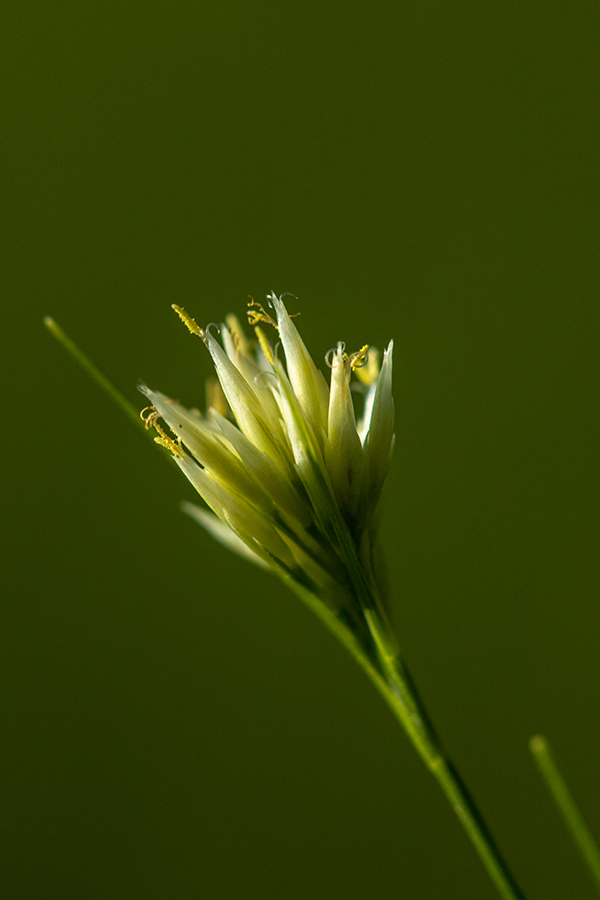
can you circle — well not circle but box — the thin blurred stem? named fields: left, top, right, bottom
left=286, top=576, right=526, bottom=900
left=530, top=734, right=600, bottom=891
left=362, top=606, right=526, bottom=900
left=287, top=449, right=526, bottom=896
left=44, top=317, right=149, bottom=436
left=315, top=475, right=526, bottom=898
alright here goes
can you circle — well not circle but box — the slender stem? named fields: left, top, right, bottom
left=305, top=476, right=526, bottom=899
left=44, top=317, right=149, bottom=435
left=530, top=734, right=600, bottom=891
left=286, top=583, right=526, bottom=900
left=364, top=607, right=526, bottom=900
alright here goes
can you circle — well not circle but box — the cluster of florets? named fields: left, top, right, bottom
left=140, top=293, right=394, bottom=612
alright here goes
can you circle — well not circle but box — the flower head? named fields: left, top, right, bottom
left=140, top=293, right=394, bottom=632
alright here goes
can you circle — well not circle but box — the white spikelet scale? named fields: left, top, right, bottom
left=141, top=293, right=394, bottom=616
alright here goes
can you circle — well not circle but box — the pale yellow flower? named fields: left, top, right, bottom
left=139, top=293, right=394, bottom=625
left=46, top=300, right=528, bottom=897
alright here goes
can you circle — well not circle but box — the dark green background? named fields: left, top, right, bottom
left=3, top=2, right=599, bottom=897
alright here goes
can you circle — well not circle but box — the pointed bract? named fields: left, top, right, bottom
left=365, top=340, right=394, bottom=511
left=143, top=293, right=395, bottom=618
left=325, top=343, right=365, bottom=519
left=180, top=501, right=269, bottom=568
left=270, top=293, right=330, bottom=440
left=177, top=455, right=297, bottom=570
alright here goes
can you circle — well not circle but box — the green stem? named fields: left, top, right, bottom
left=530, top=734, right=600, bottom=891
left=364, top=607, right=526, bottom=900
left=284, top=577, right=526, bottom=900
left=44, top=317, right=149, bottom=435
left=321, top=495, right=525, bottom=899
left=295, top=454, right=526, bottom=898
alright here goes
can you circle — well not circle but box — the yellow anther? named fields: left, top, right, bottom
left=349, top=345, right=369, bottom=371
left=354, top=346, right=380, bottom=385
left=254, top=326, right=275, bottom=365
left=153, top=421, right=184, bottom=458
left=140, top=405, right=184, bottom=457
left=172, top=304, right=205, bottom=338
left=247, top=298, right=278, bottom=331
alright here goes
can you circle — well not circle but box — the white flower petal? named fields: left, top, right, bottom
left=140, top=385, right=274, bottom=515
left=180, top=501, right=269, bottom=568
left=177, top=454, right=297, bottom=570
left=365, top=340, right=394, bottom=506
left=269, top=293, right=329, bottom=438
left=210, top=409, right=313, bottom=526
left=270, top=357, right=340, bottom=537
left=204, top=329, right=287, bottom=465
left=219, top=322, right=282, bottom=427
left=325, top=344, right=365, bottom=517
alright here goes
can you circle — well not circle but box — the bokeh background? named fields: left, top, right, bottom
left=3, top=2, right=600, bottom=898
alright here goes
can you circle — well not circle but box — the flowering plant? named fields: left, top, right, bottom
left=46, top=293, right=600, bottom=900
left=139, top=295, right=394, bottom=660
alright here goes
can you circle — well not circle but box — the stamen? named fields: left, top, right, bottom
left=153, top=421, right=185, bottom=458
left=349, top=345, right=369, bottom=371
left=172, top=304, right=205, bottom=339
left=254, top=325, right=275, bottom=365
left=140, top=404, right=184, bottom=457
left=354, top=347, right=380, bottom=385
left=140, top=405, right=159, bottom=429
left=247, top=298, right=279, bottom=331
left=248, top=295, right=301, bottom=332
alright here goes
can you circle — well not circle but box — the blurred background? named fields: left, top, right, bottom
left=2, top=1, right=599, bottom=897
